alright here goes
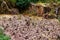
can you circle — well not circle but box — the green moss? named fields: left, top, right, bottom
left=9, top=0, right=16, bottom=3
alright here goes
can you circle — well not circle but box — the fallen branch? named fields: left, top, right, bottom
left=1, top=0, right=11, bottom=11
left=0, top=0, right=19, bottom=14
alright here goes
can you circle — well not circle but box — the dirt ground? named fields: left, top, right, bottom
left=0, top=14, right=60, bottom=40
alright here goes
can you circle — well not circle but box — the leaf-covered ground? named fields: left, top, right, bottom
left=0, top=14, right=60, bottom=40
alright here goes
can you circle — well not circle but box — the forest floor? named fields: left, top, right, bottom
left=0, top=14, right=60, bottom=40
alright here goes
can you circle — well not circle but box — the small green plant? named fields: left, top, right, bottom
left=30, top=0, right=39, bottom=3
left=16, top=0, right=30, bottom=10
left=0, top=27, right=11, bottom=40
left=16, top=0, right=39, bottom=11
left=0, top=34, right=10, bottom=40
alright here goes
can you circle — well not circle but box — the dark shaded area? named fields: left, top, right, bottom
left=44, top=7, right=51, bottom=13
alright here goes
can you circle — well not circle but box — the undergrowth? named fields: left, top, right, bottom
left=0, top=27, right=11, bottom=40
